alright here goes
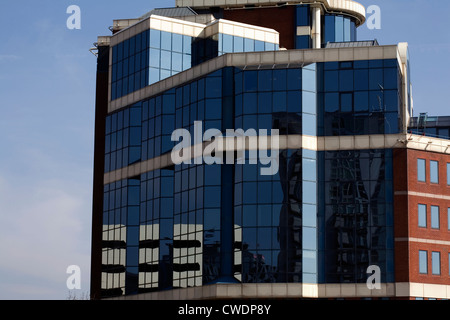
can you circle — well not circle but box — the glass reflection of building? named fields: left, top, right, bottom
left=92, top=1, right=416, bottom=299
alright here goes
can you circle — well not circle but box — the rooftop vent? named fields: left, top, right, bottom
left=325, top=40, right=379, bottom=48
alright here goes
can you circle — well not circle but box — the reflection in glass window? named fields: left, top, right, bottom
left=417, top=159, right=426, bottom=182
left=447, top=163, right=450, bottom=185
left=448, top=208, right=450, bottom=231
left=432, top=251, right=440, bottom=275
left=419, top=250, right=427, bottom=274
left=418, top=204, right=427, bottom=228
left=430, top=160, right=439, bottom=184
left=431, top=206, right=439, bottom=229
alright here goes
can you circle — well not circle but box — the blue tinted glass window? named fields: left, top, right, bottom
left=335, top=16, right=344, bottom=42
left=172, top=52, right=183, bottom=72
left=287, top=69, right=302, bottom=91
left=233, top=36, right=244, bottom=52
left=431, top=206, right=440, bottom=229
left=104, top=154, right=110, bottom=172
left=130, top=107, right=141, bottom=126
left=243, top=93, right=257, bottom=114
left=296, top=5, right=310, bottom=26
left=384, top=68, right=398, bottom=90
left=129, top=147, right=141, bottom=164
left=129, top=37, right=136, bottom=56
left=302, top=67, right=316, bottom=92
left=287, top=91, right=301, bottom=113
left=354, top=69, right=368, bottom=91
left=128, top=206, right=139, bottom=225
left=265, top=42, right=275, bottom=51
left=273, top=92, right=286, bottom=112
left=149, top=49, right=160, bottom=68
left=255, top=40, right=265, bottom=51
left=303, top=158, right=316, bottom=181
left=340, top=93, right=353, bottom=112
left=324, top=71, right=338, bottom=91
left=206, top=76, right=222, bottom=98
left=244, top=71, right=257, bottom=92
left=243, top=115, right=257, bottom=131
left=183, top=35, right=192, bottom=54
left=303, top=227, right=317, bottom=250
left=303, top=251, right=317, bottom=276
left=418, top=204, right=427, bottom=228
left=123, top=39, right=130, bottom=58
left=303, top=204, right=317, bottom=227
left=303, top=113, right=316, bottom=136
left=296, top=36, right=310, bottom=49
left=160, top=50, right=171, bottom=70
left=149, top=68, right=159, bottom=84
left=135, top=33, right=142, bottom=52
left=324, top=15, right=335, bottom=43
left=160, top=69, right=171, bottom=80
left=417, top=159, right=426, bottom=182
left=205, top=209, right=220, bottom=230
left=161, top=31, right=171, bottom=50
left=128, top=186, right=140, bottom=206
left=273, top=70, right=287, bottom=91
left=448, top=208, right=450, bottom=231
left=339, top=70, right=353, bottom=91
left=369, top=69, right=383, bottom=90
left=343, top=17, right=351, bottom=42
left=244, top=38, right=254, bottom=52
left=204, top=187, right=221, bottom=208
left=205, top=99, right=222, bottom=119
left=303, top=181, right=317, bottom=204
left=183, top=54, right=191, bottom=70
left=419, top=250, right=427, bottom=274
left=243, top=205, right=257, bottom=226
left=172, top=33, right=183, bottom=53
left=303, top=91, right=316, bottom=114
left=325, top=93, right=339, bottom=112
left=430, top=160, right=439, bottom=184
left=142, top=30, right=150, bottom=50
left=243, top=182, right=257, bottom=204
left=258, top=70, right=272, bottom=92
left=222, top=34, right=233, bottom=52
left=258, top=92, right=272, bottom=113
left=432, top=252, right=440, bottom=275
left=350, top=21, right=356, bottom=41
left=384, top=90, right=398, bottom=112
left=354, top=91, right=368, bottom=112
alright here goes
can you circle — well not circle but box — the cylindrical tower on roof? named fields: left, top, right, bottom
left=175, top=0, right=366, bottom=49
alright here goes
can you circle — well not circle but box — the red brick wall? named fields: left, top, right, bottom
left=399, top=149, right=450, bottom=285
left=223, top=6, right=296, bottom=50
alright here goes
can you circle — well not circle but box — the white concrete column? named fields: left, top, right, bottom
left=311, top=6, right=322, bottom=49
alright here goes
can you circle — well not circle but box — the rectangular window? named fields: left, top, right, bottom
left=447, top=163, right=450, bottom=185
left=448, top=208, right=450, bottom=231
left=431, top=206, right=440, bottom=229
left=419, top=250, right=427, bottom=274
left=418, top=204, right=427, bottom=228
left=430, top=160, right=439, bottom=184
left=417, top=159, right=426, bottom=182
left=432, top=252, right=440, bottom=275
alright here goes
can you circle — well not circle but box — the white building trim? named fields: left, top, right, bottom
left=105, top=282, right=450, bottom=300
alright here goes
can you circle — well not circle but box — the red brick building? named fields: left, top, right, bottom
left=394, top=142, right=450, bottom=299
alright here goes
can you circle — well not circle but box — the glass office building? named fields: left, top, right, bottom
left=92, top=1, right=449, bottom=300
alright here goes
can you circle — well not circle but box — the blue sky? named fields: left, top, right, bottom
left=0, top=0, right=449, bottom=300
